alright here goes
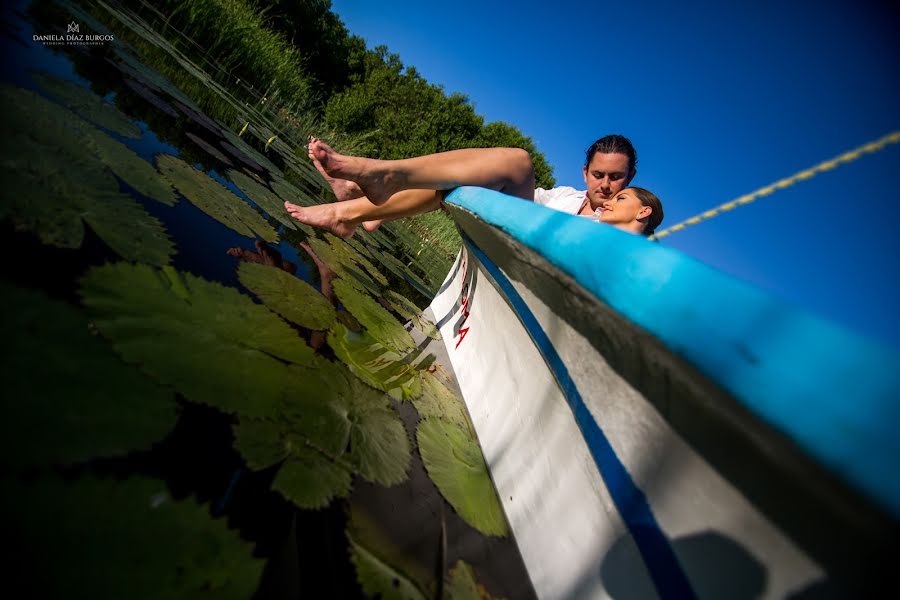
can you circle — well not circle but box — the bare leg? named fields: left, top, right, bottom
left=308, top=138, right=535, bottom=205
left=285, top=189, right=443, bottom=239
left=310, top=154, right=365, bottom=201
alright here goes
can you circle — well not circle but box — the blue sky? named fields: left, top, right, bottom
left=330, top=0, right=900, bottom=348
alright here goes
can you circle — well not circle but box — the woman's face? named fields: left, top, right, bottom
left=599, top=189, right=650, bottom=228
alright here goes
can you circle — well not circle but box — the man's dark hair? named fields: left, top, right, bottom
left=584, top=134, right=637, bottom=177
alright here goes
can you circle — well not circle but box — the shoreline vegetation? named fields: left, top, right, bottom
left=111, top=0, right=556, bottom=289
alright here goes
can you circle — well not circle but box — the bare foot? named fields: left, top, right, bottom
left=362, top=220, right=383, bottom=232
left=307, top=138, right=398, bottom=205
left=285, top=200, right=358, bottom=239
left=310, top=155, right=364, bottom=201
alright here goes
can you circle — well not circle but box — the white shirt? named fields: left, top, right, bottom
left=533, top=186, right=589, bottom=215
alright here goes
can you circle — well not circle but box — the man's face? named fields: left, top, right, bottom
left=582, top=152, right=633, bottom=205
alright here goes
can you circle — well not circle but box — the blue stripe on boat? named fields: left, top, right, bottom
left=465, top=235, right=697, bottom=600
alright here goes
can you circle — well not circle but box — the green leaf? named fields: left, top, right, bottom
left=79, top=263, right=314, bottom=416
left=271, top=445, right=354, bottom=509
left=31, top=73, right=141, bottom=138
left=332, top=279, right=416, bottom=353
left=271, top=175, right=319, bottom=207
left=31, top=71, right=141, bottom=138
left=445, top=560, right=503, bottom=600
left=2, top=134, right=174, bottom=265
left=157, top=154, right=278, bottom=242
left=0, top=283, right=176, bottom=468
left=325, top=232, right=389, bottom=287
left=348, top=534, right=428, bottom=600
left=233, top=358, right=410, bottom=507
left=346, top=375, right=412, bottom=486
left=281, top=360, right=354, bottom=456
left=237, top=261, right=336, bottom=330
left=328, top=323, right=419, bottom=393
left=2, top=475, right=263, bottom=598
left=412, top=374, right=470, bottom=430
left=386, top=291, right=441, bottom=340
left=83, top=126, right=178, bottom=206
left=417, top=419, right=509, bottom=537
left=232, top=419, right=290, bottom=470
left=1, top=85, right=175, bottom=265
left=228, top=168, right=307, bottom=233
left=306, top=236, right=382, bottom=294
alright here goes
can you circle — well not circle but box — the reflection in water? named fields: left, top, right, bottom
left=227, top=240, right=297, bottom=275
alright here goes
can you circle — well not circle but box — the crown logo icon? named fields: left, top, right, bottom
left=67, top=21, right=79, bottom=33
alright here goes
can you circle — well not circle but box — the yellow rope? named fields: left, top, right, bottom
left=650, top=131, right=900, bottom=240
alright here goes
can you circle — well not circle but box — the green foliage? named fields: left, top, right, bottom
left=150, top=0, right=316, bottom=113
left=233, top=358, right=411, bottom=508
left=2, top=474, right=264, bottom=598
left=31, top=71, right=142, bottom=138
left=79, top=262, right=314, bottom=416
left=227, top=168, right=310, bottom=233
left=445, top=560, right=503, bottom=600
left=411, top=374, right=469, bottom=430
left=237, top=261, right=336, bottom=329
left=385, top=291, right=440, bottom=339
left=157, top=154, right=279, bottom=242
left=348, top=534, right=428, bottom=600
left=84, top=125, right=179, bottom=206
left=0, top=283, right=176, bottom=468
left=417, top=419, right=509, bottom=537
left=328, top=323, right=419, bottom=393
left=332, top=279, right=417, bottom=353
left=324, top=48, right=482, bottom=160
left=0, top=85, right=174, bottom=266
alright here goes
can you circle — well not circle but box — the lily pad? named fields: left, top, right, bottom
left=31, top=71, right=141, bottom=138
left=270, top=175, right=319, bottom=207
left=332, top=279, right=416, bottom=353
left=156, top=154, right=278, bottom=242
left=233, top=358, right=411, bottom=507
left=325, top=232, right=389, bottom=287
left=2, top=133, right=174, bottom=266
left=445, top=560, right=503, bottom=600
left=412, top=374, right=470, bottom=430
left=307, top=237, right=382, bottom=294
left=272, top=442, right=354, bottom=508
left=0, top=283, right=176, bottom=468
left=2, top=474, right=263, bottom=598
left=80, top=262, right=314, bottom=416
left=237, top=261, right=336, bottom=330
left=228, top=168, right=305, bottom=232
left=348, top=533, right=427, bottom=600
left=416, top=418, right=509, bottom=537
left=328, top=323, right=419, bottom=393
left=386, top=291, right=440, bottom=340
left=82, top=125, right=178, bottom=206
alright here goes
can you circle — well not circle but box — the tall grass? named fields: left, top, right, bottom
left=145, top=0, right=317, bottom=112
